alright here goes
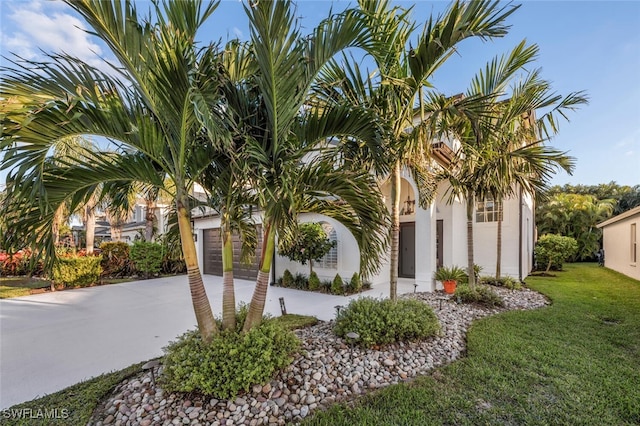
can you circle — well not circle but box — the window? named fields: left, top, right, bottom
left=318, top=223, right=338, bottom=269
left=632, top=223, right=637, bottom=264
left=476, top=198, right=503, bottom=223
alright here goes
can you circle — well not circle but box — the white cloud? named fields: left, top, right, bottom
left=1, top=0, right=107, bottom=68
left=233, top=27, right=243, bottom=38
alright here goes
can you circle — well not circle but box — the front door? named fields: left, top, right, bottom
left=437, top=220, right=443, bottom=268
left=399, top=222, right=415, bottom=278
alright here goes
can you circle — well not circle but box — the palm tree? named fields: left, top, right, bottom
left=437, top=42, right=587, bottom=285
left=236, top=0, right=391, bottom=331
left=312, top=0, right=519, bottom=299
left=0, top=0, right=228, bottom=341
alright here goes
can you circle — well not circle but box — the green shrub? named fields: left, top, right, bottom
left=162, top=322, right=299, bottom=399
left=479, top=275, right=522, bottom=290
left=455, top=284, right=504, bottom=307
left=334, top=298, right=440, bottom=348
left=293, top=272, right=308, bottom=289
left=321, top=279, right=332, bottom=292
left=308, top=271, right=321, bottom=291
left=53, top=255, right=102, bottom=288
left=130, top=241, right=163, bottom=278
left=99, top=242, right=131, bottom=277
left=331, top=274, right=344, bottom=295
left=349, top=272, right=362, bottom=293
left=535, top=234, right=578, bottom=272
left=281, top=269, right=294, bottom=288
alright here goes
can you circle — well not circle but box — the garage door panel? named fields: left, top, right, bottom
left=202, top=226, right=262, bottom=280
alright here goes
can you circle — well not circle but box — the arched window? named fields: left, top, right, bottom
left=318, top=223, right=338, bottom=269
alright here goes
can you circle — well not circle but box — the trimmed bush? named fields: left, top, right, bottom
left=130, top=241, right=163, bottom=278
left=535, top=234, right=578, bottom=272
left=455, top=284, right=504, bottom=307
left=281, top=269, right=294, bottom=288
left=349, top=272, right=362, bottom=293
left=479, top=275, right=522, bottom=290
left=331, top=274, right=344, bottom=295
left=308, top=271, right=321, bottom=291
left=99, top=242, right=131, bottom=277
left=334, top=298, right=440, bottom=348
left=162, top=322, right=299, bottom=399
left=53, top=255, right=102, bottom=288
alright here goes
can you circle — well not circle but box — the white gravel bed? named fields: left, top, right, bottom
left=89, top=287, right=548, bottom=426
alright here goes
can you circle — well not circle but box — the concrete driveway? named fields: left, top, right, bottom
left=0, top=274, right=407, bottom=409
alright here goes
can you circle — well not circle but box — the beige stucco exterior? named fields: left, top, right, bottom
left=597, top=206, right=640, bottom=281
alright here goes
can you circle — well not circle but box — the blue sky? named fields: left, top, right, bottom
left=1, top=0, right=639, bottom=188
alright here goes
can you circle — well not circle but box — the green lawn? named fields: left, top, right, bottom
left=0, top=277, right=51, bottom=299
left=304, top=263, right=640, bottom=425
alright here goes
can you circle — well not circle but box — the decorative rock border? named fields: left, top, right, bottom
left=90, top=287, right=548, bottom=426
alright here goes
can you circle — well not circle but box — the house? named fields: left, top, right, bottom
left=192, top=147, right=536, bottom=292
left=597, top=205, right=640, bottom=280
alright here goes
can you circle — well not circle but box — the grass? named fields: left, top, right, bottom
left=0, top=277, right=51, bottom=299
left=1, top=362, right=145, bottom=425
left=303, top=263, right=640, bottom=425
left=270, top=313, right=319, bottom=330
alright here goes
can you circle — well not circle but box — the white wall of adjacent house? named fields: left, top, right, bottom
left=600, top=212, right=640, bottom=281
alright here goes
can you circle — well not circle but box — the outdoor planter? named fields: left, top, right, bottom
left=442, top=279, right=457, bottom=294
left=434, top=265, right=466, bottom=294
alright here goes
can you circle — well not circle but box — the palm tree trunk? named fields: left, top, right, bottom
left=495, top=204, right=502, bottom=280
left=243, top=221, right=276, bottom=332
left=466, top=191, right=476, bottom=289
left=389, top=160, right=401, bottom=302
left=221, top=222, right=236, bottom=331
left=145, top=198, right=155, bottom=242
left=85, top=203, right=96, bottom=255
left=176, top=195, right=218, bottom=341
left=53, top=205, right=64, bottom=246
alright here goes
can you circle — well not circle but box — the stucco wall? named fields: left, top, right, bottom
left=601, top=214, right=640, bottom=280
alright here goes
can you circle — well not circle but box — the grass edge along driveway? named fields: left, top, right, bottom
left=304, top=263, right=640, bottom=426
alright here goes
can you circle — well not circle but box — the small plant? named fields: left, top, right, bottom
left=281, top=269, right=294, bottom=287
left=130, top=241, right=163, bottom=278
left=331, top=273, right=344, bottom=295
left=53, top=255, right=102, bottom=288
left=455, top=284, right=504, bottom=307
left=293, top=272, right=308, bottom=289
left=277, top=222, right=335, bottom=276
left=334, top=297, right=440, bottom=347
left=162, top=321, right=299, bottom=399
left=99, top=242, right=131, bottom=277
left=308, top=271, right=321, bottom=291
left=433, top=265, right=466, bottom=282
left=480, top=275, right=522, bottom=290
left=349, top=272, right=362, bottom=293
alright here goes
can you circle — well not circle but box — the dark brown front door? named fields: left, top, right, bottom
left=437, top=219, right=443, bottom=268
left=399, top=222, right=415, bottom=278
left=202, top=226, right=263, bottom=280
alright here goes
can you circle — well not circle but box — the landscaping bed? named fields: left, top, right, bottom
left=84, top=288, right=546, bottom=425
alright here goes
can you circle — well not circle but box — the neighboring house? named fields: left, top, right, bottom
left=597, top=206, right=640, bottom=280
left=192, top=142, right=536, bottom=292
left=119, top=201, right=170, bottom=243
left=70, top=200, right=170, bottom=246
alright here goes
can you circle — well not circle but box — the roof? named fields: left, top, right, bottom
left=597, top=205, right=640, bottom=228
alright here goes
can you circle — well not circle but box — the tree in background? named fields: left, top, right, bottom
left=278, top=222, right=336, bottom=276
left=537, top=193, right=614, bottom=260
left=544, top=182, right=640, bottom=216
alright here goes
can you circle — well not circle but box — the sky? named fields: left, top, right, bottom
left=1, top=0, right=639, bottom=189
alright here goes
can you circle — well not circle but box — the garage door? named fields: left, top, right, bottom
left=202, top=226, right=262, bottom=280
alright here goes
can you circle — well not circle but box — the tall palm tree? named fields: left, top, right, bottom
left=437, top=42, right=587, bottom=285
left=237, top=0, right=390, bottom=331
left=313, top=0, right=519, bottom=299
left=0, top=0, right=228, bottom=341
